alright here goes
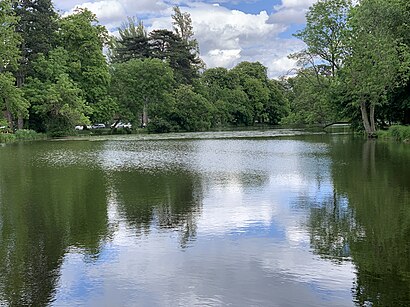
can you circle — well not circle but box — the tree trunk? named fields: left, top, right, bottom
left=16, top=70, right=25, bottom=130
left=3, top=110, right=14, bottom=130
left=142, top=99, right=148, bottom=127
left=18, top=117, right=24, bottom=130
left=369, top=104, right=376, bottom=134
left=360, top=101, right=377, bottom=138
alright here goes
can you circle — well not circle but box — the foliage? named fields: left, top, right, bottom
left=380, top=125, right=410, bottom=142
left=58, top=8, right=115, bottom=123
left=169, top=85, right=214, bottom=131
left=110, top=17, right=150, bottom=63
left=110, top=58, right=175, bottom=124
left=0, top=72, right=29, bottom=121
left=0, top=0, right=21, bottom=71
left=294, top=0, right=352, bottom=77
left=339, top=0, right=410, bottom=136
left=0, top=129, right=45, bottom=143
left=287, top=0, right=410, bottom=135
left=282, top=70, right=335, bottom=125
left=13, top=0, right=58, bottom=89
left=24, top=48, right=91, bottom=134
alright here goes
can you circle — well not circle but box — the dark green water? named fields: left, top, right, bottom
left=0, top=131, right=409, bottom=306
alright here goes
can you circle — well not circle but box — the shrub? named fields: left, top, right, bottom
left=0, top=133, right=16, bottom=143
left=389, top=125, right=410, bottom=142
left=147, top=117, right=177, bottom=133
left=15, top=129, right=44, bottom=140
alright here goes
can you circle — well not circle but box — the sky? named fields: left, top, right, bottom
left=53, top=0, right=317, bottom=78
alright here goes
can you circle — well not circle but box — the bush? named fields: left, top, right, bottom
left=15, top=129, right=44, bottom=140
left=0, top=129, right=45, bottom=143
left=389, top=125, right=410, bottom=142
left=147, top=117, right=177, bottom=133
left=0, top=133, right=16, bottom=143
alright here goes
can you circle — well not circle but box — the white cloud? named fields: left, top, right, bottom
left=203, top=49, right=241, bottom=68
left=56, top=0, right=310, bottom=78
left=269, top=0, right=317, bottom=25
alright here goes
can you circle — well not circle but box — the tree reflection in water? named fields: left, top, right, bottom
left=305, top=138, right=410, bottom=306
left=109, top=170, right=203, bottom=248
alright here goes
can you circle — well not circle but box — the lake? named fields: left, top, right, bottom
left=0, top=130, right=409, bottom=306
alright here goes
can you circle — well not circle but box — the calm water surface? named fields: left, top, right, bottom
left=0, top=131, right=409, bottom=306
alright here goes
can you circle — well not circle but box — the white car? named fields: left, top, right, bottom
left=92, top=123, right=106, bottom=129
left=75, top=125, right=84, bottom=130
left=111, top=122, right=132, bottom=129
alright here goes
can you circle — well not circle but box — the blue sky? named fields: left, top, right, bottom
left=55, top=0, right=316, bottom=77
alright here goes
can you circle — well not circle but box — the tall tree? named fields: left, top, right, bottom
left=293, top=0, right=352, bottom=78
left=0, top=0, right=29, bottom=129
left=341, top=0, right=410, bottom=136
left=171, top=6, right=204, bottom=83
left=13, top=0, right=58, bottom=85
left=58, top=8, right=116, bottom=123
left=24, top=48, right=91, bottom=135
left=149, top=29, right=202, bottom=84
left=172, top=6, right=198, bottom=51
left=0, top=0, right=20, bottom=72
left=13, top=0, right=58, bottom=129
left=110, top=58, right=174, bottom=126
left=110, top=17, right=151, bottom=63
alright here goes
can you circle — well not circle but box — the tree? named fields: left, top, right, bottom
left=13, top=0, right=58, bottom=85
left=0, top=73, right=29, bottom=129
left=172, top=6, right=204, bottom=79
left=283, top=70, right=336, bottom=125
left=0, top=0, right=29, bottom=129
left=231, top=62, right=271, bottom=124
left=293, top=0, right=352, bottom=78
left=110, top=17, right=151, bottom=63
left=168, top=85, right=214, bottom=131
left=24, top=48, right=90, bottom=134
left=149, top=29, right=202, bottom=84
left=110, top=58, right=174, bottom=126
left=341, top=0, right=410, bottom=136
left=0, top=0, right=21, bottom=72
left=265, top=80, right=289, bottom=125
left=58, top=8, right=115, bottom=123
left=172, top=6, right=195, bottom=45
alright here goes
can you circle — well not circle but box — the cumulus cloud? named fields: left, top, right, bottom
left=269, top=0, right=317, bottom=25
left=61, top=0, right=168, bottom=25
left=55, top=0, right=310, bottom=78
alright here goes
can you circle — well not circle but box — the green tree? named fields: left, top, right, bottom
left=110, top=17, right=151, bottom=63
left=58, top=8, right=115, bottom=123
left=149, top=29, right=202, bottom=84
left=293, top=0, right=352, bottom=78
left=172, top=6, right=204, bottom=80
left=341, top=0, right=410, bottom=136
left=0, top=0, right=29, bottom=129
left=265, top=80, right=289, bottom=125
left=169, top=85, right=214, bottom=131
left=231, top=62, right=280, bottom=125
left=283, top=70, right=336, bottom=125
left=24, top=48, right=90, bottom=135
left=110, top=58, right=174, bottom=126
left=0, top=73, right=29, bottom=129
left=0, top=0, right=21, bottom=72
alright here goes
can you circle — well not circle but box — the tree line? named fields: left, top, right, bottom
left=1, top=0, right=409, bottom=137
left=0, top=1, right=288, bottom=136
left=284, top=0, right=410, bottom=137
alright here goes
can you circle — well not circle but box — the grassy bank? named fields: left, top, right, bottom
left=378, top=125, right=410, bottom=142
left=0, top=130, right=46, bottom=143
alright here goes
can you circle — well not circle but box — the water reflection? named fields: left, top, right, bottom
left=0, top=134, right=408, bottom=306
left=109, top=171, right=202, bottom=248
left=0, top=143, right=109, bottom=306
left=302, top=138, right=410, bottom=306
left=330, top=139, right=410, bottom=306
